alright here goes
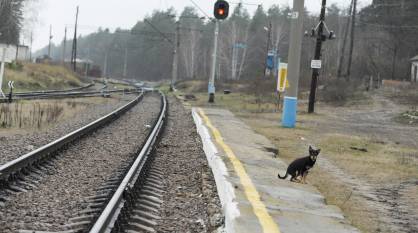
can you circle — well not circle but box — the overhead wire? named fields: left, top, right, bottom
left=188, top=0, right=212, bottom=19
left=143, top=19, right=175, bottom=45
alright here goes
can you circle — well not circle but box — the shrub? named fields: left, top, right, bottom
left=320, top=78, right=364, bottom=104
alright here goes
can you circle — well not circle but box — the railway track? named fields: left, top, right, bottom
left=13, top=83, right=95, bottom=96
left=0, top=93, right=222, bottom=233
left=0, top=91, right=164, bottom=231
left=0, top=89, right=141, bottom=102
left=0, top=92, right=146, bottom=201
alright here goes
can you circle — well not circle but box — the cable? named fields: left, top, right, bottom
left=358, top=21, right=418, bottom=30
left=143, top=19, right=174, bottom=45
left=188, top=0, right=212, bottom=19
left=229, top=1, right=261, bottom=7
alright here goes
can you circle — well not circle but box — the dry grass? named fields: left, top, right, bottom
left=237, top=112, right=418, bottom=233
left=2, top=63, right=83, bottom=92
left=0, top=102, right=63, bottom=129
left=179, top=92, right=282, bottom=113
left=319, top=134, right=418, bottom=183
left=382, top=85, right=418, bottom=106
left=0, top=97, right=119, bottom=133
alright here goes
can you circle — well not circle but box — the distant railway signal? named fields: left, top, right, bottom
left=214, top=0, right=229, bottom=20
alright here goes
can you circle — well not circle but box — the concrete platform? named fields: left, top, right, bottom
left=192, top=108, right=361, bottom=233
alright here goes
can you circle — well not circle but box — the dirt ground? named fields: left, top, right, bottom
left=236, top=89, right=418, bottom=233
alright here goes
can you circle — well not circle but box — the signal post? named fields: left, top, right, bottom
left=209, top=0, right=229, bottom=103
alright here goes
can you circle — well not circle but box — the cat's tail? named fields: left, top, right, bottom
left=278, top=172, right=288, bottom=179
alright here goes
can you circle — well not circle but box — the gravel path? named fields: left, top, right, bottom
left=0, top=94, right=161, bottom=232
left=154, top=97, right=223, bottom=233
left=0, top=95, right=136, bottom=166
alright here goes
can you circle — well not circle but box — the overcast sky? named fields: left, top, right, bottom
left=28, top=0, right=373, bottom=50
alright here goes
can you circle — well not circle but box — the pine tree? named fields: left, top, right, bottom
left=0, top=0, right=25, bottom=44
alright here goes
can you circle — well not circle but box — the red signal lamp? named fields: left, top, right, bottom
left=214, top=0, right=229, bottom=20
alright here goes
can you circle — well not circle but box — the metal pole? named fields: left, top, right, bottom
left=0, top=47, right=6, bottom=98
left=308, top=0, right=326, bottom=113
left=208, top=20, right=219, bottom=103
left=281, top=0, right=305, bottom=128
left=171, top=21, right=180, bottom=91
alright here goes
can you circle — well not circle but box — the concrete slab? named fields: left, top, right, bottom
left=192, top=108, right=361, bottom=233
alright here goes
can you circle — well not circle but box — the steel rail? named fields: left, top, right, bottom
left=0, top=89, right=141, bottom=102
left=0, top=92, right=144, bottom=183
left=13, top=83, right=95, bottom=96
left=89, top=91, right=167, bottom=233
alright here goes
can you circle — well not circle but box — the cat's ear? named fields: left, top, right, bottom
left=309, top=145, right=313, bottom=151
left=317, top=149, right=321, bottom=154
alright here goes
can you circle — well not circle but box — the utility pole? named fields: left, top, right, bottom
left=208, top=20, right=219, bottom=103
left=281, top=0, right=305, bottom=128
left=264, top=21, right=272, bottom=76
left=171, top=20, right=180, bottom=91
left=103, top=52, right=108, bottom=78
left=346, top=0, right=357, bottom=79
left=62, top=27, right=67, bottom=65
left=71, top=6, right=79, bottom=72
left=308, top=0, right=327, bottom=114
left=123, top=47, right=128, bottom=78
left=29, top=31, right=33, bottom=62
left=85, top=42, right=90, bottom=78
left=337, top=0, right=353, bottom=78
left=15, top=36, right=19, bottom=62
left=48, top=25, right=52, bottom=58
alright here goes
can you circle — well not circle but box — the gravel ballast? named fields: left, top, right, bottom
left=153, top=97, right=223, bottom=233
left=0, top=94, right=161, bottom=232
left=0, top=95, right=136, bottom=166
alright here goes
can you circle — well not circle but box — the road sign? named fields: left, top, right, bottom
left=266, top=51, right=276, bottom=70
left=277, top=63, right=289, bottom=92
left=8, top=81, right=14, bottom=89
left=311, top=60, right=322, bottom=69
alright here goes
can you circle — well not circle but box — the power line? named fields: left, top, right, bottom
left=229, top=1, right=261, bottom=7
left=358, top=21, right=418, bottom=30
left=188, top=0, right=212, bottom=20
left=143, top=19, right=174, bottom=45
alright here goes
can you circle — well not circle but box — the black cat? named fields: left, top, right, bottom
left=278, top=146, right=320, bottom=184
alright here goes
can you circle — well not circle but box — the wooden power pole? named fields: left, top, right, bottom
left=308, top=0, right=327, bottom=113
left=71, top=6, right=79, bottom=71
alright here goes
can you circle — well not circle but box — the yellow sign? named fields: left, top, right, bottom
left=277, top=63, right=289, bottom=92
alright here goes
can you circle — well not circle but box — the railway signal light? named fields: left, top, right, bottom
left=214, top=0, right=229, bottom=20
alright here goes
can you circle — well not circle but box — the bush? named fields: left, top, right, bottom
left=320, top=78, right=363, bottom=104
left=7, top=62, right=24, bottom=71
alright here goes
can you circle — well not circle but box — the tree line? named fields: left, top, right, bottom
left=0, top=0, right=25, bottom=45
left=35, top=1, right=418, bottom=88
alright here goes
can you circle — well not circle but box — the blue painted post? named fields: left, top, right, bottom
left=282, top=0, right=305, bottom=128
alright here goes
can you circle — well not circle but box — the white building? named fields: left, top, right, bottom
left=0, top=43, right=30, bottom=63
left=411, top=55, right=418, bottom=83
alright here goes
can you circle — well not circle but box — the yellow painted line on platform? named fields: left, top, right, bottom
left=198, top=108, right=281, bottom=233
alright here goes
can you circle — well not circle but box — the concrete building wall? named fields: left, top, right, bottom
left=0, top=44, right=30, bottom=62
